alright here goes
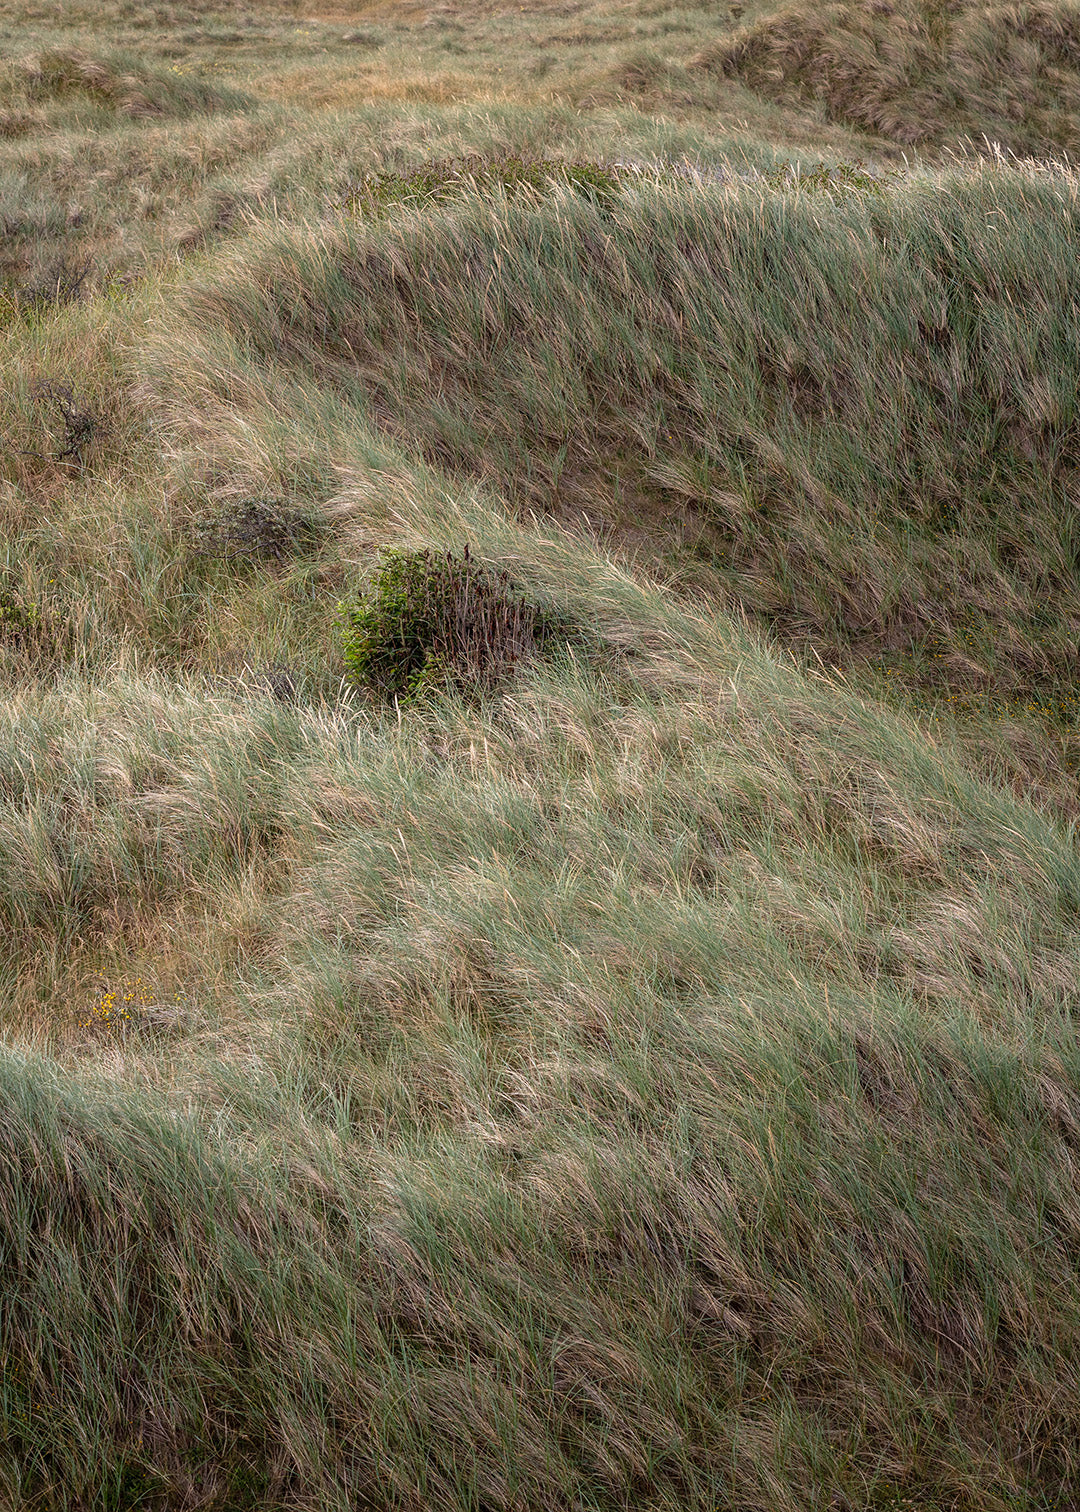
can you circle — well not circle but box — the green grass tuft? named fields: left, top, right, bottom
left=17, top=46, right=252, bottom=119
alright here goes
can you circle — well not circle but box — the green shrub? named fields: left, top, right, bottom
left=339, top=543, right=571, bottom=704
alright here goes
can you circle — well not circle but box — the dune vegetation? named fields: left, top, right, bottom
left=2, top=0, right=1080, bottom=1508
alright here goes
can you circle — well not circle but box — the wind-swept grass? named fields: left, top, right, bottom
left=144, top=144, right=1080, bottom=819
left=4, top=639, right=1080, bottom=1509
left=689, top=0, right=1080, bottom=158
left=3, top=0, right=1080, bottom=1507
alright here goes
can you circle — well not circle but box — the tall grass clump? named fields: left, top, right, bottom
left=14, top=47, right=252, bottom=119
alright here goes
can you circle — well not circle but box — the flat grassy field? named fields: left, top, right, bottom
left=2, top=1, right=1080, bottom=1508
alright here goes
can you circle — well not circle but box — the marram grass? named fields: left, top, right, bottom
left=2, top=0, right=1080, bottom=1508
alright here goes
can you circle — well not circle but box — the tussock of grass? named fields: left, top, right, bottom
left=339, top=149, right=630, bottom=221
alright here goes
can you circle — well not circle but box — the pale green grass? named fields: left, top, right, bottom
left=2, top=0, right=1080, bottom=1507
left=5, top=636, right=1080, bottom=1509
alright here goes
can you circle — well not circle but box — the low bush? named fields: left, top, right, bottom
left=29, top=380, right=100, bottom=466
left=339, top=543, right=574, bottom=704
left=18, top=255, right=93, bottom=312
left=0, top=257, right=93, bottom=331
left=5, top=380, right=103, bottom=470
left=191, top=497, right=327, bottom=566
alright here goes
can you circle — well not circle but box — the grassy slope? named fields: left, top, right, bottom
left=689, top=0, right=1080, bottom=158
left=2, top=1, right=1080, bottom=1509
